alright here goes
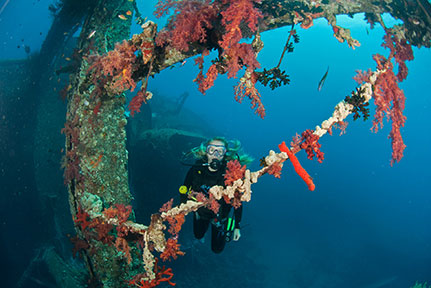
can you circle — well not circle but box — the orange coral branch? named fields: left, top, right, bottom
left=278, top=141, right=315, bottom=191
left=160, top=238, right=185, bottom=261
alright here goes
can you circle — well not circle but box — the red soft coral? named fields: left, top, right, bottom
left=154, top=0, right=177, bottom=17
left=74, top=206, right=91, bottom=231
left=234, top=69, right=265, bottom=118
left=165, top=213, right=185, bottom=237
left=115, top=237, right=132, bottom=264
left=381, top=29, right=414, bottom=82
left=230, top=190, right=244, bottom=209
left=61, top=114, right=80, bottom=145
left=300, top=130, right=324, bottom=163
left=155, top=0, right=218, bottom=52
left=194, top=0, right=262, bottom=92
left=160, top=238, right=185, bottom=261
left=194, top=192, right=221, bottom=214
left=372, top=54, right=406, bottom=165
left=129, top=89, right=151, bottom=117
left=208, top=193, right=221, bottom=214
left=69, top=235, right=90, bottom=258
left=102, top=204, right=132, bottom=224
left=393, top=37, right=414, bottom=82
left=267, top=162, right=283, bottom=178
left=224, top=159, right=246, bottom=186
left=353, top=69, right=372, bottom=84
left=116, top=204, right=133, bottom=223
left=219, top=0, right=262, bottom=79
left=219, top=0, right=262, bottom=50
left=194, top=59, right=219, bottom=94
left=87, top=40, right=138, bottom=95
left=157, top=0, right=265, bottom=117
left=92, top=219, right=115, bottom=245
left=225, top=42, right=260, bottom=79
left=62, top=149, right=82, bottom=184
left=159, top=198, right=173, bottom=213
left=130, top=259, right=176, bottom=287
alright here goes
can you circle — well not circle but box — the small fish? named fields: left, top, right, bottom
left=65, top=57, right=71, bottom=61
left=317, top=66, right=329, bottom=91
left=118, top=14, right=127, bottom=20
left=126, top=10, right=132, bottom=16
left=366, top=27, right=369, bottom=35
left=87, top=30, right=96, bottom=39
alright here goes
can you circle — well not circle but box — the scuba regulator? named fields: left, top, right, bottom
left=209, top=158, right=222, bottom=170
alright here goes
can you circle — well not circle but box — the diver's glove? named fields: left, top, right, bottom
left=233, top=228, right=241, bottom=241
left=179, top=185, right=190, bottom=204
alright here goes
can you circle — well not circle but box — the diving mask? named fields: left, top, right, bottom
left=206, top=144, right=226, bottom=158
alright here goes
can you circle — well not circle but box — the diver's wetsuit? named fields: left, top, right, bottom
left=180, top=159, right=242, bottom=253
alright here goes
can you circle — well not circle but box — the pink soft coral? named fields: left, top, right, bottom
left=219, top=0, right=262, bottom=79
left=102, top=204, right=132, bottom=224
left=381, top=29, right=414, bottom=82
left=372, top=54, right=406, bottom=165
left=234, top=70, right=265, bottom=118
left=129, top=90, right=151, bottom=117
left=300, top=130, right=324, bottom=163
left=129, top=259, right=176, bottom=287
left=115, top=237, right=132, bottom=264
left=224, top=159, right=246, bottom=186
left=267, top=162, right=283, bottom=178
left=156, top=0, right=266, bottom=118
left=160, top=238, right=185, bottom=261
left=219, top=0, right=262, bottom=50
left=74, top=206, right=91, bottom=231
left=88, top=40, right=138, bottom=95
left=166, top=213, right=185, bottom=237
left=155, top=0, right=218, bottom=52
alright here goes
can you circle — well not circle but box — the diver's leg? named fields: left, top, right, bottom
left=211, top=224, right=226, bottom=253
left=193, top=212, right=210, bottom=239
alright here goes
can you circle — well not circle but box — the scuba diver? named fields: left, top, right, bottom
left=179, top=137, right=253, bottom=253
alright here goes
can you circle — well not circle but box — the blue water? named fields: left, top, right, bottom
left=152, top=15, right=431, bottom=287
left=1, top=0, right=430, bottom=287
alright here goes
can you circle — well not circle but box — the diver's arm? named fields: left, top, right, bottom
left=179, top=192, right=188, bottom=204
left=232, top=205, right=242, bottom=241
left=233, top=205, right=242, bottom=229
